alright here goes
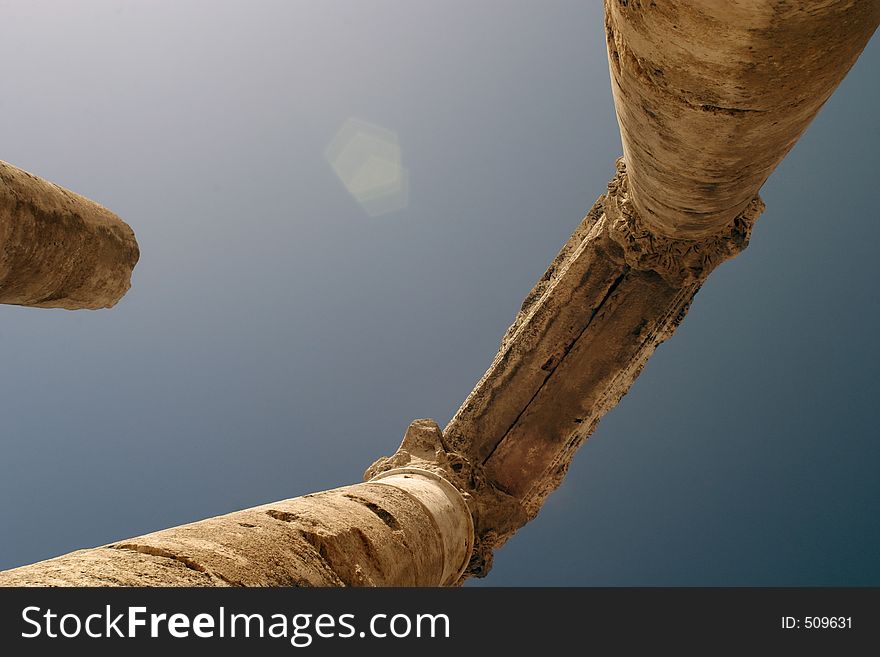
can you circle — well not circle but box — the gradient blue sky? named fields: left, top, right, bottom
left=1, top=1, right=878, bottom=585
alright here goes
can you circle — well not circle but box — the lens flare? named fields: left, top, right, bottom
left=324, top=118, right=409, bottom=217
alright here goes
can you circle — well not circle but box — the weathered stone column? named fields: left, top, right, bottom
left=604, top=0, right=880, bottom=237
left=0, top=421, right=473, bottom=586
left=0, top=160, right=139, bottom=310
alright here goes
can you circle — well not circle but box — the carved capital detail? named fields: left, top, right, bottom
left=605, top=158, right=765, bottom=286
left=365, top=419, right=527, bottom=581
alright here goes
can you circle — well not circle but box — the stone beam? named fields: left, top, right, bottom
left=441, top=161, right=763, bottom=573
left=0, top=160, right=139, bottom=310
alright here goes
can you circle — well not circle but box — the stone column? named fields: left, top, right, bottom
left=0, top=160, right=139, bottom=310
left=0, top=421, right=473, bottom=587
left=604, top=0, right=880, bottom=238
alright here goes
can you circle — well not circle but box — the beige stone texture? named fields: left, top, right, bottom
left=0, top=477, right=470, bottom=587
left=605, top=0, right=879, bottom=238
left=0, top=160, right=139, bottom=309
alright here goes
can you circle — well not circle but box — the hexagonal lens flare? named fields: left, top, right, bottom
left=324, top=118, right=409, bottom=217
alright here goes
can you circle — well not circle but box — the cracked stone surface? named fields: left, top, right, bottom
left=445, top=164, right=760, bottom=543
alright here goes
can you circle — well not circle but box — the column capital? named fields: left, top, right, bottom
left=605, top=159, right=764, bottom=287
left=365, top=419, right=527, bottom=581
